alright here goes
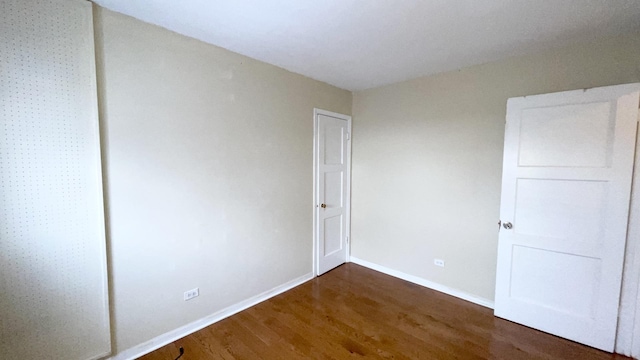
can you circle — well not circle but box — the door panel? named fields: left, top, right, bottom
left=514, top=179, right=607, bottom=252
left=510, top=246, right=601, bottom=317
left=324, top=125, right=345, bottom=165
left=316, top=111, right=351, bottom=275
left=495, top=83, right=640, bottom=352
left=518, top=102, right=614, bottom=167
left=324, top=171, right=344, bottom=207
left=324, top=215, right=343, bottom=255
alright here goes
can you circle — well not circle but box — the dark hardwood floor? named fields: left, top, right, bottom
left=139, top=263, right=630, bottom=360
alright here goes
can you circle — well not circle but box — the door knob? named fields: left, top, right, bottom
left=321, top=204, right=327, bottom=208
left=503, top=222, right=513, bottom=230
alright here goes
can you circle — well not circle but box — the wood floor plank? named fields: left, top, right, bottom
left=270, top=287, right=397, bottom=359
left=138, top=264, right=630, bottom=360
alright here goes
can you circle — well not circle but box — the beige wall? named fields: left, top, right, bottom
left=351, top=33, right=640, bottom=302
left=93, top=7, right=351, bottom=355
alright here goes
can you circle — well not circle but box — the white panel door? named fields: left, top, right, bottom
left=315, top=110, right=351, bottom=275
left=0, top=1, right=110, bottom=359
left=495, top=83, right=640, bottom=352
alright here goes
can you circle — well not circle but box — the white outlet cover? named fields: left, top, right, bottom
left=434, top=259, right=445, bottom=267
left=184, top=288, right=199, bottom=301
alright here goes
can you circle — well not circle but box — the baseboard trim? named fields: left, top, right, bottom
left=108, top=272, right=314, bottom=360
left=349, top=256, right=494, bottom=309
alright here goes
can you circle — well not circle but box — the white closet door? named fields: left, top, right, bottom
left=0, top=1, right=111, bottom=359
left=315, top=110, right=351, bottom=275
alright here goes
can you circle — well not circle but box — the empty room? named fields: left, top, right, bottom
left=2, top=0, right=640, bottom=359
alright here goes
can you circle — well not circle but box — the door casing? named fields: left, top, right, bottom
left=617, top=113, right=640, bottom=357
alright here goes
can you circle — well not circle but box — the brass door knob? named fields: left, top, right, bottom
left=321, top=204, right=327, bottom=208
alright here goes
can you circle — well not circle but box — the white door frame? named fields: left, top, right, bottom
left=313, top=108, right=352, bottom=276
left=617, top=113, right=640, bottom=357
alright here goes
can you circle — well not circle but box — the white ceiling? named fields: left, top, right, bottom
left=93, top=0, right=640, bottom=91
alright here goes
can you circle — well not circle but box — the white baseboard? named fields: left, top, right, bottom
left=349, top=256, right=494, bottom=309
left=108, top=272, right=314, bottom=360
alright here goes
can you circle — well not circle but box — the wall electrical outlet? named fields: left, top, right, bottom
left=434, top=259, right=445, bottom=267
left=184, top=288, right=199, bottom=301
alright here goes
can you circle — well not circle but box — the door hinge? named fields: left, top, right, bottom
left=346, top=236, right=349, bottom=244
left=346, top=132, right=350, bottom=140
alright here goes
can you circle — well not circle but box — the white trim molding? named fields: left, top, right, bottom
left=349, top=256, right=495, bottom=309
left=633, top=285, right=640, bottom=359
left=108, top=272, right=314, bottom=360
left=616, top=115, right=640, bottom=358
